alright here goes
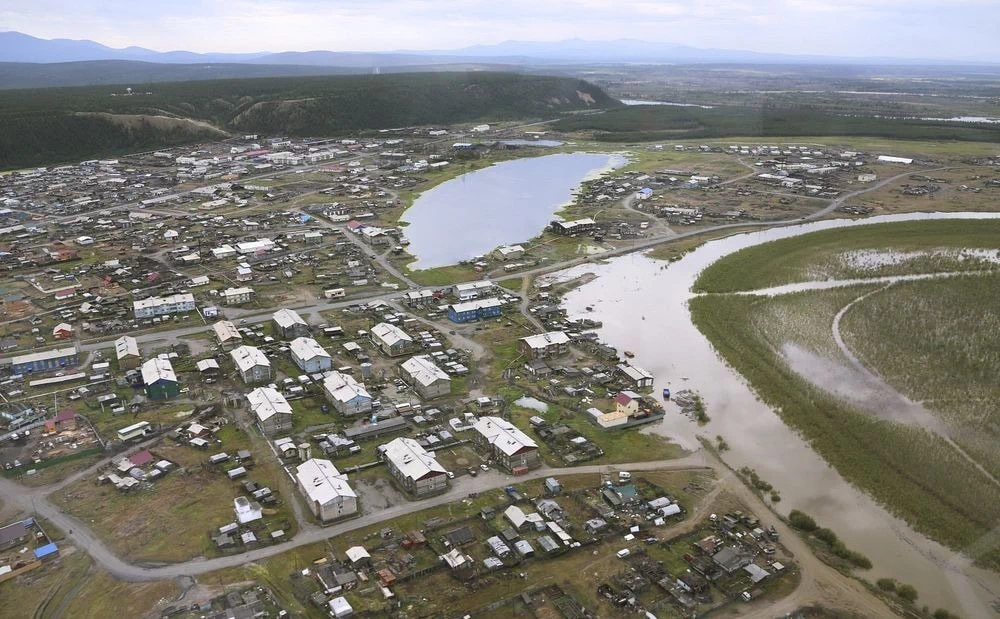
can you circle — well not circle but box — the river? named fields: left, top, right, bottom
left=550, top=212, right=1000, bottom=616
left=401, top=152, right=625, bottom=269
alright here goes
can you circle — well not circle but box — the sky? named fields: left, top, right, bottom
left=2, top=0, right=998, bottom=61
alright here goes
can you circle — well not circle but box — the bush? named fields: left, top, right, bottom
left=876, top=578, right=897, bottom=592
left=788, top=510, right=817, bottom=532
left=933, top=609, right=955, bottom=619
left=897, top=583, right=919, bottom=603
left=815, top=527, right=839, bottom=545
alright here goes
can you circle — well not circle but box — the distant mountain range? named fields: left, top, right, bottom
left=2, top=31, right=989, bottom=67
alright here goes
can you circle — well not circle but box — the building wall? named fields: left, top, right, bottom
left=276, top=322, right=310, bottom=340
left=13, top=352, right=78, bottom=374
left=314, top=495, right=358, bottom=521
left=330, top=395, right=372, bottom=416
left=413, top=472, right=448, bottom=496
left=260, top=415, right=292, bottom=435
left=294, top=354, right=332, bottom=373
left=146, top=380, right=179, bottom=401
left=240, top=365, right=272, bottom=384
left=118, top=354, right=141, bottom=370
left=415, top=378, right=451, bottom=400
left=498, top=448, right=541, bottom=471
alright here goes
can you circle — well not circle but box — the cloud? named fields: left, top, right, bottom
left=0, top=0, right=996, bottom=60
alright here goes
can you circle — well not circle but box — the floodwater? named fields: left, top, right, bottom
left=552, top=212, right=1000, bottom=615
left=513, top=396, right=549, bottom=413
left=919, top=116, right=1000, bottom=124
left=402, top=153, right=626, bottom=269
left=620, top=98, right=715, bottom=109
left=500, top=139, right=564, bottom=147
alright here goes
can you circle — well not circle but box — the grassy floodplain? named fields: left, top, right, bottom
left=693, top=219, right=1000, bottom=293
left=840, top=273, right=1000, bottom=481
left=690, top=220, right=1000, bottom=569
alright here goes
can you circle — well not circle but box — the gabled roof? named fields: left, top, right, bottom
left=141, top=357, right=176, bottom=385
left=400, top=355, right=449, bottom=387
left=382, top=437, right=446, bottom=481
left=472, top=416, right=537, bottom=456
left=247, top=387, right=292, bottom=422
left=295, top=458, right=356, bottom=504
left=290, top=337, right=331, bottom=362
left=114, top=335, right=139, bottom=359
left=520, top=331, right=570, bottom=349
left=323, top=371, right=371, bottom=403
left=371, top=322, right=412, bottom=347
left=212, top=320, right=242, bottom=343
left=230, top=345, right=270, bottom=372
left=273, top=308, right=307, bottom=329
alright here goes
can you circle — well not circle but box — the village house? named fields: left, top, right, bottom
left=295, top=458, right=358, bottom=521
left=114, top=335, right=141, bottom=370
left=452, top=280, right=496, bottom=301
left=617, top=363, right=654, bottom=389
left=379, top=437, right=449, bottom=496
left=212, top=320, right=243, bottom=351
left=11, top=346, right=78, bottom=374
left=272, top=308, right=309, bottom=339
left=52, top=322, right=74, bottom=339
left=447, top=298, right=502, bottom=324
left=230, top=345, right=272, bottom=384
left=370, top=322, right=413, bottom=357
left=494, top=245, right=524, bottom=261
left=141, top=357, right=179, bottom=400
left=133, top=293, right=196, bottom=319
left=323, top=371, right=373, bottom=415
left=290, top=337, right=332, bottom=373
left=221, top=286, right=255, bottom=305
left=518, top=331, right=570, bottom=359
left=472, top=416, right=541, bottom=472
left=399, top=355, right=451, bottom=399
left=550, top=218, right=597, bottom=236
left=247, top=386, right=293, bottom=434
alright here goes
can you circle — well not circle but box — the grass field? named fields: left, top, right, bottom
left=694, top=219, right=1000, bottom=292
left=840, top=273, right=1000, bottom=480
left=51, top=426, right=297, bottom=563
left=691, top=243, right=1000, bottom=569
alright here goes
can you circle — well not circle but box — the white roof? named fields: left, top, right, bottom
left=323, top=371, right=371, bottom=403
left=114, top=335, right=139, bottom=359
left=400, top=355, right=450, bottom=387
left=141, top=357, right=177, bottom=384
left=273, top=307, right=307, bottom=328
left=290, top=337, right=330, bottom=362
left=11, top=346, right=77, bottom=366
left=382, top=437, right=446, bottom=481
left=497, top=245, right=524, bottom=255
left=450, top=298, right=503, bottom=313
left=222, top=286, right=254, bottom=297
left=296, top=458, right=356, bottom=504
left=230, top=345, right=270, bottom=372
left=345, top=546, right=370, bottom=562
left=473, top=416, right=538, bottom=456
left=617, top=363, right=654, bottom=381
left=247, top=387, right=292, bottom=422
left=328, top=597, right=353, bottom=617
left=454, top=280, right=494, bottom=292
left=212, top=320, right=242, bottom=343
left=558, top=218, right=596, bottom=228
left=371, top=322, right=412, bottom=347
left=196, top=358, right=220, bottom=372
left=520, top=331, right=570, bottom=349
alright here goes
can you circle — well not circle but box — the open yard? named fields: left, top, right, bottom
left=50, top=425, right=297, bottom=563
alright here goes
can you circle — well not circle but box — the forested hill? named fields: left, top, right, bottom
left=0, top=72, right=619, bottom=169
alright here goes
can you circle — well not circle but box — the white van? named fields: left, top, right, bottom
left=616, top=549, right=631, bottom=559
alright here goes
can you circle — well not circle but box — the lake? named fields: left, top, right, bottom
left=401, top=153, right=625, bottom=269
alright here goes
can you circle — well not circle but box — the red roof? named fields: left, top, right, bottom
left=614, top=392, right=634, bottom=406
left=129, top=449, right=154, bottom=467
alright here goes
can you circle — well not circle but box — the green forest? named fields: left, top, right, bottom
left=553, top=104, right=1000, bottom=142
left=0, top=72, right=618, bottom=169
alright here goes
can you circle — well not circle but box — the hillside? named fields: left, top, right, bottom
left=0, top=72, right=619, bottom=169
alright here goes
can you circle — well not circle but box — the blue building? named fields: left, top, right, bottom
left=448, top=299, right=503, bottom=323
left=10, top=346, right=78, bottom=375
